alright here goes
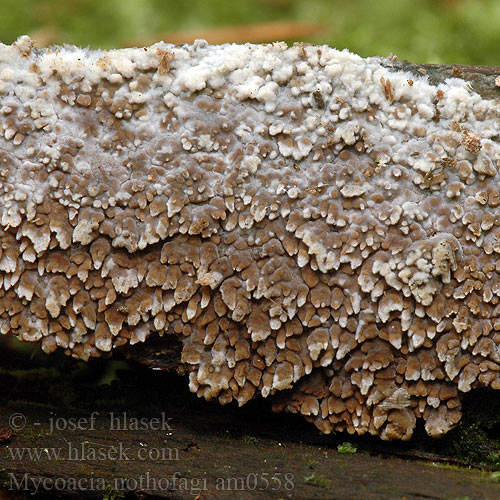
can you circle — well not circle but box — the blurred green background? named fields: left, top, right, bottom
left=0, top=0, right=499, bottom=64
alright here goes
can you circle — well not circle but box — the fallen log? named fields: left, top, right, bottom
left=2, top=36, right=500, bottom=440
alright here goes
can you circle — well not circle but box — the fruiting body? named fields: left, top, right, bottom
left=2, top=36, right=500, bottom=439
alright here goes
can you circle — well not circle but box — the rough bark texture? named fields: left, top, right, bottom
left=386, top=61, right=500, bottom=99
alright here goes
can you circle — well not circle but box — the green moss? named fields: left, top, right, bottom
left=102, top=486, right=125, bottom=500
left=337, top=442, right=357, bottom=454
left=486, top=452, right=500, bottom=468
left=445, top=423, right=492, bottom=464
left=428, top=462, right=473, bottom=473
left=241, top=435, right=258, bottom=446
left=303, top=473, right=332, bottom=489
left=409, top=389, right=500, bottom=466
left=303, top=457, right=317, bottom=469
left=490, top=471, right=500, bottom=483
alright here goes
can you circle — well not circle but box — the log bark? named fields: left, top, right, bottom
left=384, top=60, right=500, bottom=98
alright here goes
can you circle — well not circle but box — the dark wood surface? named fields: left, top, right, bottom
left=3, top=387, right=500, bottom=499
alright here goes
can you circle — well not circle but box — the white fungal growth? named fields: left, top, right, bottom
left=1, top=36, right=500, bottom=440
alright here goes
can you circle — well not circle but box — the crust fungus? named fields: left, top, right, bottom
left=2, top=36, right=500, bottom=439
